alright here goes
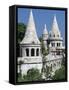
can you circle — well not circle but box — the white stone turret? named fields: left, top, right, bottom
left=49, top=15, right=63, bottom=55
left=49, top=15, right=62, bottom=40
left=43, top=24, right=48, bottom=49
left=20, top=10, right=40, bottom=44
left=18, top=10, right=42, bottom=75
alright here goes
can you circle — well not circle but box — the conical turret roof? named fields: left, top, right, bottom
left=50, top=15, right=61, bottom=37
left=20, top=10, right=40, bottom=44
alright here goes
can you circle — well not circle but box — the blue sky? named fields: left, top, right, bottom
left=18, top=8, right=65, bottom=44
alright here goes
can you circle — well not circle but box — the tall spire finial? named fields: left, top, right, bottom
left=53, top=14, right=57, bottom=23
left=52, top=15, right=60, bottom=34
left=29, top=9, right=33, bottom=19
left=43, top=24, right=48, bottom=35
left=45, top=24, right=47, bottom=29
left=26, top=9, right=35, bottom=30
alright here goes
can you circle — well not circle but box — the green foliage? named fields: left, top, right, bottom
left=18, top=68, right=42, bottom=82
left=20, top=68, right=41, bottom=82
left=17, top=73, right=23, bottom=82
left=17, top=23, right=26, bottom=43
left=52, top=65, right=65, bottom=80
left=24, top=68, right=42, bottom=81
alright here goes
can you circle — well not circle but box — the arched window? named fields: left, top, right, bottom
left=26, top=48, right=29, bottom=56
left=59, top=43, right=60, bottom=46
left=57, top=34, right=59, bottom=37
left=53, top=34, right=55, bottom=37
left=51, top=43, right=55, bottom=47
left=57, top=43, right=60, bottom=47
left=31, top=48, right=34, bottom=56
left=36, top=48, right=39, bottom=56
left=57, top=43, right=58, bottom=47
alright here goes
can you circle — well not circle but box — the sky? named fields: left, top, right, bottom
left=18, top=8, right=65, bottom=44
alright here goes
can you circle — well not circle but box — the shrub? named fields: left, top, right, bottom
left=52, top=65, right=65, bottom=80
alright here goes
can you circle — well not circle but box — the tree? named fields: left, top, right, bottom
left=52, top=66, right=65, bottom=80
left=16, top=23, right=26, bottom=57
left=17, top=23, right=26, bottom=43
left=23, top=68, right=42, bottom=81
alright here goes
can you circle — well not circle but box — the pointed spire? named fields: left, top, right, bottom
left=54, top=15, right=57, bottom=23
left=51, top=15, right=60, bottom=35
left=26, top=9, right=36, bottom=32
left=20, top=9, right=40, bottom=44
left=43, top=24, right=48, bottom=35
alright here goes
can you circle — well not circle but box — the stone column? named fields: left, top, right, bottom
left=39, top=48, right=41, bottom=56
left=23, top=48, right=26, bottom=57
left=55, top=51, right=56, bottom=55
left=29, top=47, right=31, bottom=57
left=35, top=48, right=36, bottom=56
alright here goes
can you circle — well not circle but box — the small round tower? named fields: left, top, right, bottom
left=49, top=15, right=63, bottom=55
left=43, top=24, right=48, bottom=50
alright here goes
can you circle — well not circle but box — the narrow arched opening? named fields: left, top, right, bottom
left=31, top=48, right=34, bottom=56
left=36, top=48, right=39, bottom=56
left=26, top=48, right=29, bottom=56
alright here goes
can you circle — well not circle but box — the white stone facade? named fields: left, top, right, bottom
left=45, top=54, right=63, bottom=75
left=18, top=57, right=42, bottom=75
